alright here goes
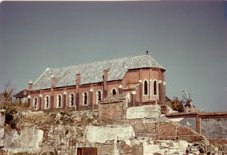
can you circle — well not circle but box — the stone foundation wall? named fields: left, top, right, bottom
left=0, top=102, right=210, bottom=155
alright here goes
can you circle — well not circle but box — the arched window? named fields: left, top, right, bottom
left=57, top=94, right=62, bottom=108
left=154, top=81, right=157, bottom=95
left=96, top=90, right=102, bottom=104
left=33, top=97, right=38, bottom=110
left=83, top=92, right=88, bottom=105
left=69, top=93, right=75, bottom=107
left=111, top=88, right=117, bottom=96
left=44, top=96, right=50, bottom=109
left=143, top=80, right=149, bottom=95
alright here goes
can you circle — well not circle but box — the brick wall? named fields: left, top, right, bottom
left=98, top=99, right=206, bottom=143
left=98, top=96, right=127, bottom=124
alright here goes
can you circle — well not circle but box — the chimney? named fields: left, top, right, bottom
left=146, top=50, right=149, bottom=55
left=103, top=69, right=109, bottom=98
left=76, top=73, right=81, bottom=85
left=103, top=69, right=109, bottom=81
left=51, top=75, right=56, bottom=88
left=28, top=81, right=33, bottom=91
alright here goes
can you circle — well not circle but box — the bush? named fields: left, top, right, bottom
left=5, top=109, right=17, bottom=129
left=170, top=97, right=184, bottom=112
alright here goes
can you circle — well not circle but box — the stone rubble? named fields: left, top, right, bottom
left=0, top=102, right=225, bottom=155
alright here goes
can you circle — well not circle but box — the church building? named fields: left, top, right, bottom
left=26, top=53, right=166, bottom=111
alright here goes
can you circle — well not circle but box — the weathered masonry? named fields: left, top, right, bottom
left=22, top=53, right=167, bottom=111
left=0, top=97, right=209, bottom=155
left=166, top=112, right=227, bottom=138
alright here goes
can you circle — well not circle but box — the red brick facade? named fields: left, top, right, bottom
left=26, top=55, right=166, bottom=111
left=28, top=68, right=166, bottom=111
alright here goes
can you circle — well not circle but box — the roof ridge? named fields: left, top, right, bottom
left=49, top=54, right=150, bottom=70
left=33, top=67, right=50, bottom=85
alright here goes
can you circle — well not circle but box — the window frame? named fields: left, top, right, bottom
left=82, top=91, right=89, bottom=106
left=44, top=95, right=50, bottom=109
left=143, top=79, right=149, bottom=96
left=69, top=93, right=75, bottom=107
left=111, top=88, right=117, bottom=96
left=96, top=90, right=102, bottom=104
left=153, top=80, right=158, bottom=96
left=33, top=97, right=39, bottom=110
left=56, top=94, right=63, bottom=108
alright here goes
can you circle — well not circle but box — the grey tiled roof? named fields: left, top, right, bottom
left=32, top=54, right=164, bottom=90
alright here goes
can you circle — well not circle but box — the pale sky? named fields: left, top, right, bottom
left=0, top=1, right=227, bottom=112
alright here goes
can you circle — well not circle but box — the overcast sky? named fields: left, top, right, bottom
left=0, top=1, right=227, bottom=112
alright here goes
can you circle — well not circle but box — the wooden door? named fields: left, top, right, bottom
left=77, top=147, right=97, bottom=155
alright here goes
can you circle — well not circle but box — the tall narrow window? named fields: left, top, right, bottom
left=96, top=90, right=102, bottom=104
left=143, top=80, right=149, bottom=95
left=83, top=92, right=88, bottom=105
left=45, top=96, right=50, bottom=109
left=33, top=97, right=38, bottom=110
left=154, top=81, right=157, bottom=95
left=69, top=93, right=75, bottom=107
left=57, top=94, right=62, bottom=108
left=112, top=88, right=117, bottom=96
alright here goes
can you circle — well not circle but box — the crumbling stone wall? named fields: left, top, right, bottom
left=1, top=110, right=99, bottom=154
left=0, top=110, right=5, bottom=147
left=86, top=102, right=208, bottom=155
left=4, top=127, right=43, bottom=153
left=0, top=99, right=211, bottom=155
left=98, top=100, right=206, bottom=143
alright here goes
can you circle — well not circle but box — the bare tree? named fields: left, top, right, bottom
left=0, top=81, right=15, bottom=104
left=170, top=97, right=184, bottom=112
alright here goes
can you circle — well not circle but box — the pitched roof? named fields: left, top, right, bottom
left=32, top=54, right=164, bottom=90
left=14, top=89, right=28, bottom=98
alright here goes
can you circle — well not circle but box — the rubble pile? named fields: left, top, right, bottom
left=0, top=101, right=225, bottom=154
left=1, top=109, right=99, bottom=154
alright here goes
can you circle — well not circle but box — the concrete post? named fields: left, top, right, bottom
left=196, top=114, right=201, bottom=134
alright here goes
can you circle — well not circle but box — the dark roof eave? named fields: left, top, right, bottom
left=128, top=67, right=166, bottom=72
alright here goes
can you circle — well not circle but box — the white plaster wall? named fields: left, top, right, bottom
left=169, top=118, right=184, bottom=122
left=143, top=140, right=189, bottom=155
left=0, top=128, right=4, bottom=147
left=4, top=127, right=43, bottom=153
left=126, top=105, right=161, bottom=119
left=19, top=127, right=43, bottom=152
left=85, top=125, right=135, bottom=143
left=0, top=112, right=5, bottom=147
